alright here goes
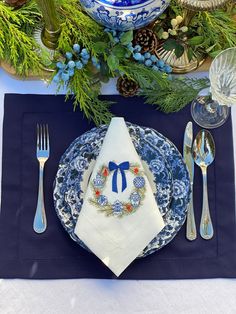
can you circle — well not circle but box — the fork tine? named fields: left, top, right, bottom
left=46, top=124, right=49, bottom=152
left=37, top=124, right=40, bottom=150
left=40, top=124, right=43, bottom=151
left=43, top=124, right=46, bottom=150
left=37, top=123, right=50, bottom=153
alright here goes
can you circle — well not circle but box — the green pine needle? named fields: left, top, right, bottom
left=118, top=62, right=210, bottom=113
left=119, top=62, right=169, bottom=90
left=197, top=10, right=236, bottom=57
left=57, top=0, right=103, bottom=54
left=0, top=1, right=42, bottom=76
left=65, top=70, right=113, bottom=126
left=140, top=76, right=210, bottom=113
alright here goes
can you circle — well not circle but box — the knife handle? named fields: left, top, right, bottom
left=186, top=188, right=197, bottom=241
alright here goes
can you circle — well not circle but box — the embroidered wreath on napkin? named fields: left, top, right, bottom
left=89, top=161, right=146, bottom=217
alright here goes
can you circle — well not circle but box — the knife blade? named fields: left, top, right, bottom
left=183, top=121, right=197, bottom=241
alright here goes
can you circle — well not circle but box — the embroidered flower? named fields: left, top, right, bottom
left=97, top=195, right=108, bottom=206
left=126, top=203, right=133, bottom=212
left=102, top=167, right=109, bottom=177
left=93, top=174, right=105, bottom=188
left=149, top=158, right=165, bottom=174
left=133, top=176, right=145, bottom=189
left=172, top=179, right=187, bottom=199
left=95, top=190, right=101, bottom=197
left=130, top=191, right=141, bottom=208
left=133, top=167, right=139, bottom=174
left=112, top=200, right=123, bottom=216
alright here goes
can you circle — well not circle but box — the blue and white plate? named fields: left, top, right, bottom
left=53, top=123, right=191, bottom=257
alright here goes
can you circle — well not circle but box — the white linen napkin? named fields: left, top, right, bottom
left=74, top=117, right=165, bottom=276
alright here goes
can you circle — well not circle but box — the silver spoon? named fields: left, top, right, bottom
left=193, top=130, right=215, bottom=240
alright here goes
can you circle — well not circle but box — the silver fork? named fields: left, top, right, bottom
left=33, top=124, right=50, bottom=234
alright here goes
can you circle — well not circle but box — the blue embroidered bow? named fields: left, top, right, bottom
left=108, top=161, right=130, bottom=193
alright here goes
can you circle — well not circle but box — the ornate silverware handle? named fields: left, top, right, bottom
left=33, top=162, right=47, bottom=233
left=186, top=187, right=197, bottom=241
left=200, top=167, right=214, bottom=240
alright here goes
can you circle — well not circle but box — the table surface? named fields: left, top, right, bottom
left=0, top=68, right=236, bottom=314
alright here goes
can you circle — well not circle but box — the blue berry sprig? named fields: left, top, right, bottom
left=53, top=44, right=101, bottom=83
left=104, top=28, right=172, bottom=74
left=53, top=30, right=172, bottom=85
left=132, top=45, right=172, bottom=73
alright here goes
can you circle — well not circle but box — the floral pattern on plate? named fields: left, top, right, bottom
left=53, top=123, right=190, bottom=258
left=80, top=0, right=170, bottom=31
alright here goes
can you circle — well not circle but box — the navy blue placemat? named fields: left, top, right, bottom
left=0, top=93, right=236, bottom=279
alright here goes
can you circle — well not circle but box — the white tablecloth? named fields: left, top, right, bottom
left=0, top=68, right=236, bottom=314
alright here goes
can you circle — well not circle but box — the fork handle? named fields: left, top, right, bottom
left=33, top=162, right=47, bottom=233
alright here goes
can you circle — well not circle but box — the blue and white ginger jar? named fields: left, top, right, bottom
left=79, top=0, right=170, bottom=31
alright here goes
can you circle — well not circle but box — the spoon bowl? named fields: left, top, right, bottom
left=193, top=129, right=215, bottom=240
left=193, top=130, right=215, bottom=168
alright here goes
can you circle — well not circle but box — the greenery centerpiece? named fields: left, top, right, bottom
left=0, top=0, right=235, bottom=124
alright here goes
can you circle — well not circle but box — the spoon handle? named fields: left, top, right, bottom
left=200, top=168, right=214, bottom=240
left=186, top=185, right=197, bottom=241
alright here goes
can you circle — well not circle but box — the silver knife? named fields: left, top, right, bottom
left=183, top=122, right=197, bottom=241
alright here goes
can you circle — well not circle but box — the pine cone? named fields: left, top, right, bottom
left=133, top=28, right=158, bottom=54
left=117, top=76, right=139, bottom=97
left=5, top=0, right=27, bottom=8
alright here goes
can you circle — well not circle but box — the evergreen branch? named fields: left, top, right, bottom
left=198, top=10, right=236, bottom=56
left=1, top=21, right=41, bottom=75
left=19, top=1, right=42, bottom=35
left=168, top=0, right=182, bottom=15
left=0, top=1, right=42, bottom=75
left=119, top=61, right=169, bottom=89
left=57, top=0, right=103, bottom=54
left=65, top=70, right=113, bottom=125
left=0, top=28, right=4, bottom=58
left=118, top=61, right=210, bottom=113
left=139, top=77, right=210, bottom=113
left=0, top=1, right=41, bottom=27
